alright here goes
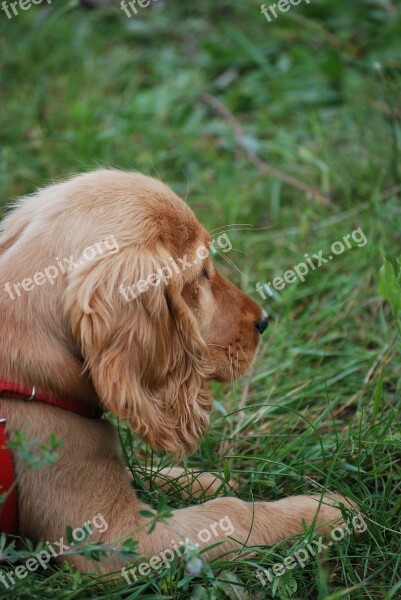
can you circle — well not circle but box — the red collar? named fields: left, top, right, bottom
left=0, top=379, right=103, bottom=419
left=0, top=379, right=103, bottom=538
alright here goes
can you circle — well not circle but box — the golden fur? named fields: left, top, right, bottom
left=0, top=170, right=351, bottom=573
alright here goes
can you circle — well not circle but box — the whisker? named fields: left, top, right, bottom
left=238, top=342, right=252, bottom=370
left=210, top=225, right=274, bottom=235
left=215, top=251, right=252, bottom=280
left=222, top=247, right=246, bottom=255
left=182, top=171, right=191, bottom=204
left=209, top=223, right=254, bottom=234
left=228, top=344, right=234, bottom=383
left=150, top=161, right=162, bottom=182
left=235, top=350, right=239, bottom=385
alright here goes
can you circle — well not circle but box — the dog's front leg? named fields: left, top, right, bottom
left=6, top=404, right=352, bottom=575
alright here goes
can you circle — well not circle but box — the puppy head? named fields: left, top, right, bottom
left=64, top=171, right=267, bottom=458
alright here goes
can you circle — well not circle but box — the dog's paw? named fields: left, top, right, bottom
left=273, top=492, right=357, bottom=537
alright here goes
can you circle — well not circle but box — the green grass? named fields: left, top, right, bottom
left=1, top=1, right=401, bottom=598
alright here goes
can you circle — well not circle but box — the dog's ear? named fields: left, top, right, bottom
left=64, top=245, right=212, bottom=459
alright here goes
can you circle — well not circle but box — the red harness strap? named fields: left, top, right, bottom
left=0, top=378, right=103, bottom=537
left=0, top=380, right=102, bottom=419
left=0, top=416, right=17, bottom=536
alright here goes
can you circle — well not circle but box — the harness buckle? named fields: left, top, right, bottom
left=27, top=386, right=36, bottom=401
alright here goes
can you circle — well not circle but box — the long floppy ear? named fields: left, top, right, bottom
left=64, top=243, right=212, bottom=459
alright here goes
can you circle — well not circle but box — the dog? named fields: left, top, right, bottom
left=0, top=170, right=349, bottom=573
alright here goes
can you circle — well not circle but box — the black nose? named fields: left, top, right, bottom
left=255, top=313, right=269, bottom=334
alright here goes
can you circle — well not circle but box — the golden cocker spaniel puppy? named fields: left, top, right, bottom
left=0, top=170, right=347, bottom=573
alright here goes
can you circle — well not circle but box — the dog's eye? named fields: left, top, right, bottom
left=199, top=268, right=209, bottom=281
